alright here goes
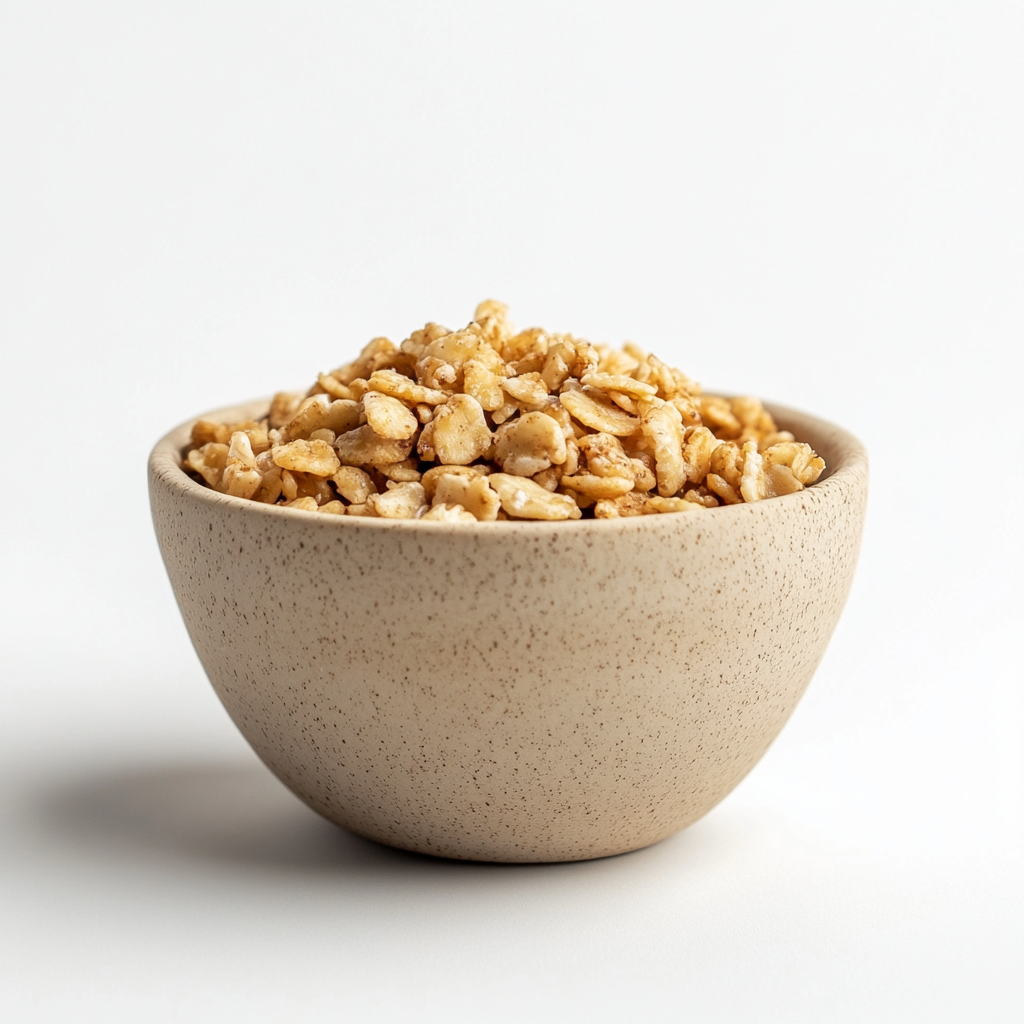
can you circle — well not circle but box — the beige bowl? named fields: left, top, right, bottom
left=149, top=399, right=867, bottom=863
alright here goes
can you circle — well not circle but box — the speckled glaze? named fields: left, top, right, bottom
left=149, top=398, right=867, bottom=863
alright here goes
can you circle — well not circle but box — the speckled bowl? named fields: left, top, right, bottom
left=149, top=398, right=867, bottom=863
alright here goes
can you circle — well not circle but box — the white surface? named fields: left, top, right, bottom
left=1, top=3, right=1021, bottom=1021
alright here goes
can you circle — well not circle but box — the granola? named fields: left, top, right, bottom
left=182, top=301, right=825, bottom=520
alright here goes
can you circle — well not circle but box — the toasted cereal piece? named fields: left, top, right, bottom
left=420, top=502, right=477, bottom=522
left=336, top=425, right=416, bottom=467
left=284, top=496, right=319, bottom=512
left=362, top=391, right=419, bottom=440
left=760, top=430, right=795, bottom=449
left=187, top=442, right=229, bottom=488
left=473, top=299, right=515, bottom=351
left=227, top=431, right=257, bottom=469
left=606, top=392, right=640, bottom=415
left=639, top=398, right=686, bottom=497
left=376, top=459, right=422, bottom=482
left=418, top=324, right=505, bottom=382
left=559, top=473, right=634, bottom=499
left=763, top=441, right=825, bottom=486
left=706, top=473, right=743, bottom=505
left=331, top=336, right=400, bottom=385
left=681, top=426, right=721, bottom=485
left=596, top=345, right=639, bottom=377
left=317, top=373, right=355, bottom=401
left=283, top=395, right=361, bottom=441
left=280, top=469, right=298, bottom=501
left=578, top=432, right=633, bottom=478
left=366, top=369, right=448, bottom=406
left=503, top=327, right=549, bottom=364
left=532, top=466, right=562, bottom=491
left=317, top=500, right=346, bottom=515
left=700, top=395, right=742, bottom=439
left=647, top=354, right=698, bottom=400
left=462, top=358, right=507, bottom=411
left=580, top=373, right=658, bottom=399
left=709, top=441, right=743, bottom=489
left=559, top=386, right=639, bottom=437
left=331, top=466, right=377, bottom=504
left=540, top=341, right=573, bottom=392
left=425, top=394, right=493, bottom=465
left=420, top=463, right=488, bottom=501
left=433, top=473, right=501, bottom=521
left=731, top=396, right=776, bottom=436
left=494, top=411, right=567, bottom=477
left=593, top=492, right=650, bottom=518
left=345, top=502, right=377, bottom=517
left=271, top=439, right=341, bottom=477
left=191, top=420, right=231, bottom=447
left=739, top=441, right=767, bottom=503
left=628, top=457, right=657, bottom=493
left=490, top=396, right=520, bottom=425
left=501, top=373, right=549, bottom=408
left=221, top=462, right=262, bottom=499
left=488, top=473, right=582, bottom=520
left=683, top=487, right=719, bottom=508
left=400, top=322, right=450, bottom=360
left=367, top=482, right=426, bottom=519
left=645, top=495, right=703, bottom=514
left=268, top=392, right=302, bottom=429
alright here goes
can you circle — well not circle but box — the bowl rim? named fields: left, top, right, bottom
left=149, top=395, right=868, bottom=532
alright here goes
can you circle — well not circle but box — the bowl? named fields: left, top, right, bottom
left=149, top=397, right=867, bottom=862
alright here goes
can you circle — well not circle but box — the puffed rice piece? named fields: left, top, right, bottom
left=367, top=481, right=426, bottom=519
left=578, top=432, right=633, bottom=478
left=593, top=492, right=650, bottom=518
left=646, top=496, right=702, bottom=514
left=559, top=387, right=639, bottom=437
left=420, top=502, right=477, bottom=522
left=362, top=391, right=419, bottom=440
left=559, top=473, right=634, bottom=499
left=463, top=359, right=507, bottom=411
left=764, top=441, right=825, bottom=486
left=316, top=373, right=355, bottom=401
left=639, top=398, right=686, bottom=497
left=421, top=394, right=492, bottom=465
left=317, top=500, right=346, bottom=515
left=420, top=463, right=489, bottom=500
left=336, top=425, right=416, bottom=468
left=376, top=459, right=422, bottom=482
left=488, top=473, right=582, bottom=520
left=331, top=466, right=376, bottom=504
left=501, top=373, right=549, bottom=408
left=682, top=426, right=722, bottom=485
left=366, top=369, right=449, bottom=407
left=580, top=373, right=658, bottom=399
left=187, top=443, right=229, bottom=488
left=268, top=392, right=302, bottom=429
left=283, top=395, right=361, bottom=441
left=433, top=473, right=501, bottom=521
left=494, top=412, right=567, bottom=477
left=271, top=439, right=341, bottom=477
left=285, top=496, right=319, bottom=512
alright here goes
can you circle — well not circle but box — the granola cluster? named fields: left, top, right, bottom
left=183, top=301, right=825, bottom=521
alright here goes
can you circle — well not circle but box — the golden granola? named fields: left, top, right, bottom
left=182, top=301, right=825, bottom=520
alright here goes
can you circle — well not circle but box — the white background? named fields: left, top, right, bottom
left=1, top=3, right=1021, bottom=1021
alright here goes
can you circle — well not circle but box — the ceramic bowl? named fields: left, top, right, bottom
left=149, top=398, right=867, bottom=863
